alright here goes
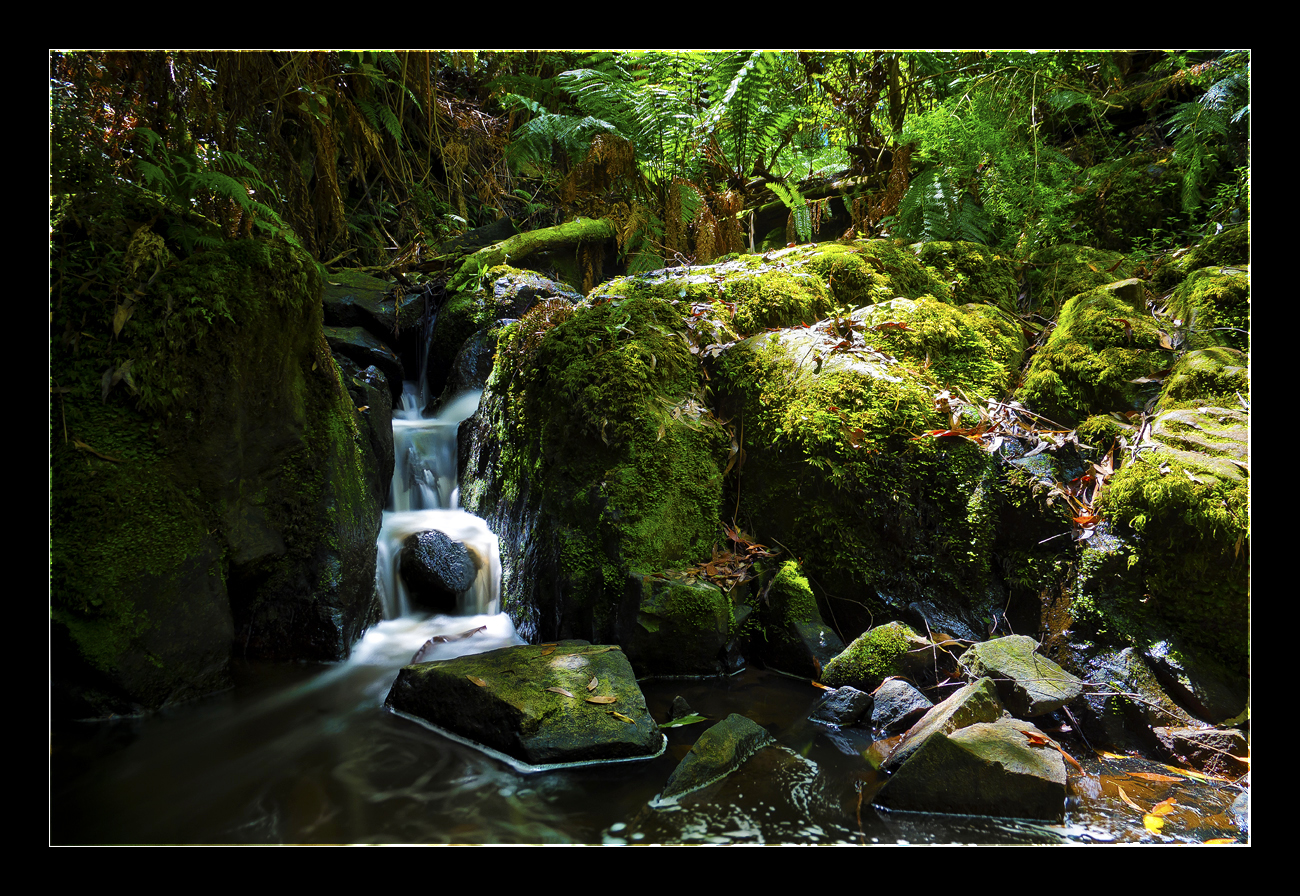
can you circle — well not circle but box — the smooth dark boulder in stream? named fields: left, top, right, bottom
left=386, top=641, right=664, bottom=768
left=399, top=530, right=479, bottom=611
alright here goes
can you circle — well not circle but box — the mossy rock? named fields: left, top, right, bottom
left=385, top=641, right=664, bottom=768
left=464, top=291, right=727, bottom=644
left=748, top=560, right=845, bottom=678
left=624, top=573, right=742, bottom=677
left=52, top=188, right=382, bottom=713
left=1158, top=347, right=1250, bottom=412
left=1167, top=267, right=1250, bottom=352
left=1025, top=244, right=1138, bottom=313
left=1153, top=224, right=1250, bottom=291
left=715, top=316, right=999, bottom=625
left=1099, top=439, right=1249, bottom=672
left=822, top=621, right=929, bottom=691
left=911, top=240, right=1020, bottom=311
left=1018, top=280, right=1168, bottom=427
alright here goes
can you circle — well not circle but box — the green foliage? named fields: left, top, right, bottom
left=1163, top=51, right=1250, bottom=213
left=890, top=168, right=993, bottom=245
left=766, top=181, right=813, bottom=243
left=132, top=128, right=302, bottom=254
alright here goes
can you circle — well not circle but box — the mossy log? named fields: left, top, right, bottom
left=454, top=218, right=617, bottom=283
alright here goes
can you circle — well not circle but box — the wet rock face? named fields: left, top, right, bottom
left=385, top=641, right=664, bottom=768
left=400, top=530, right=479, bottom=611
left=960, top=635, right=1084, bottom=717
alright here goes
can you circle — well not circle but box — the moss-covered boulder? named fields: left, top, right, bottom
left=747, top=560, right=845, bottom=679
left=911, top=240, right=1020, bottom=311
left=385, top=641, right=664, bottom=768
left=51, top=186, right=381, bottom=715
left=624, top=573, right=744, bottom=677
left=713, top=307, right=1005, bottom=630
left=822, top=622, right=933, bottom=692
left=1019, top=280, right=1169, bottom=426
left=1152, top=223, right=1249, bottom=292
left=1167, top=266, right=1250, bottom=352
left=1158, top=347, right=1250, bottom=413
left=461, top=290, right=728, bottom=644
left=1098, top=416, right=1249, bottom=671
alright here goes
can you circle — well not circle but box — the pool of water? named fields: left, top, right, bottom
left=49, top=616, right=1247, bottom=845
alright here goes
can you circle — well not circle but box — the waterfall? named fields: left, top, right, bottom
left=376, top=386, right=502, bottom=620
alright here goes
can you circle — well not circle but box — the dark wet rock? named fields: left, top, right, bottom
left=660, top=713, right=776, bottom=802
left=386, top=641, right=664, bottom=768
left=884, top=677, right=1004, bottom=772
left=336, top=358, right=394, bottom=507
left=430, top=327, right=498, bottom=414
left=748, top=560, right=844, bottom=679
left=871, top=678, right=934, bottom=735
left=1142, top=638, right=1249, bottom=726
left=324, top=325, right=404, bottom=404
left=624, top=573, right=745, bottom=678
left=811, top=686, right=873, bottom=728
left=1153, top=726, right=1249, bottom=778
left=1068, top=646, right=1198, bottom=753
left=322, top=268, right=424, bottom=351
left=669, top=696, right=695, bottom=721
left=874, top=717, right=1067, bottom=822
left=905, top=600, right=984, bottom=645
left=960, top=635, right=1083, bottom=717
left=399, top=530, right=479, bottom=612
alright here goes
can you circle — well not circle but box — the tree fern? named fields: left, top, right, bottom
left=889, top=168, right=992, bottom=245
left=1165, top=51, right=1250, bottom=213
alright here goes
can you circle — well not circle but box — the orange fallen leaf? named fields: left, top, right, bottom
left=1142, top=814, right=1166, bottom=834
left=1150, top=797, right=1177, bottom=817
left=586, top=695, right=617, bottom=704
left=1019, top=729, right=1051, bottom=746
left=547, top=686, right=575, bottom=698
left=540, top=644, right=557, bottom=656
left=1117, top=784, right=1143, bottom=812
left=1128, top=771, right=1184, bottom=783
left=1205, top=838, right=1237, bottom=844
left=467, top=676, right=487, bottom=687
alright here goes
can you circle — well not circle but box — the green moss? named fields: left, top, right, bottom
left=1157, top=348, right=1249, bottom=410
left=1098, top=454, right=1249, bottom=670
left=1019, top=283, right=1166, bottom=426
left=912, top=241, right=1019, bottom=311
left=1167, top=267, right=1250, bottom=352
left=822, top=621, right=917, bottom=688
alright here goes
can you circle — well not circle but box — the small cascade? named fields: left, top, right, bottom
left=376, top=386, right=502, bottom=620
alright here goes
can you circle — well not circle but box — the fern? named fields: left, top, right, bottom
left=766, top=181, right=813, bottom=243
left=1165, top=51, right=1250, bottom=213
left=889, top=168, right=992, bottom=245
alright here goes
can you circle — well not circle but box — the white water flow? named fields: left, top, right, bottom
left=374, top=385, right=507, bottom=626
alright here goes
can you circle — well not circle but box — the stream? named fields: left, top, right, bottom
left=49, top=385, right=1245, bottom=844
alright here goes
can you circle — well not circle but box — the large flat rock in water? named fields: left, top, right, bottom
left=386, top=641, right=665, bottom=769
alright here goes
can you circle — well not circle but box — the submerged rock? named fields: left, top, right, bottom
left=660, top=713, right=776, bottom=802
left=874, top=717, right=1067, bottom=821
left=385, top=641, right=664, bottom=768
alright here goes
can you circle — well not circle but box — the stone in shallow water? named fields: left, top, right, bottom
left=385, top=640, right=664, bottom=769
left=660, top=713, right=775, bottom=802
left=874, top=717, right=1067, bottom=822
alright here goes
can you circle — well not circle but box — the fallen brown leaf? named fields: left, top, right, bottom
left=586, top=695, right=617, bottom=704
left=546, top=686, right=575, bottom=698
